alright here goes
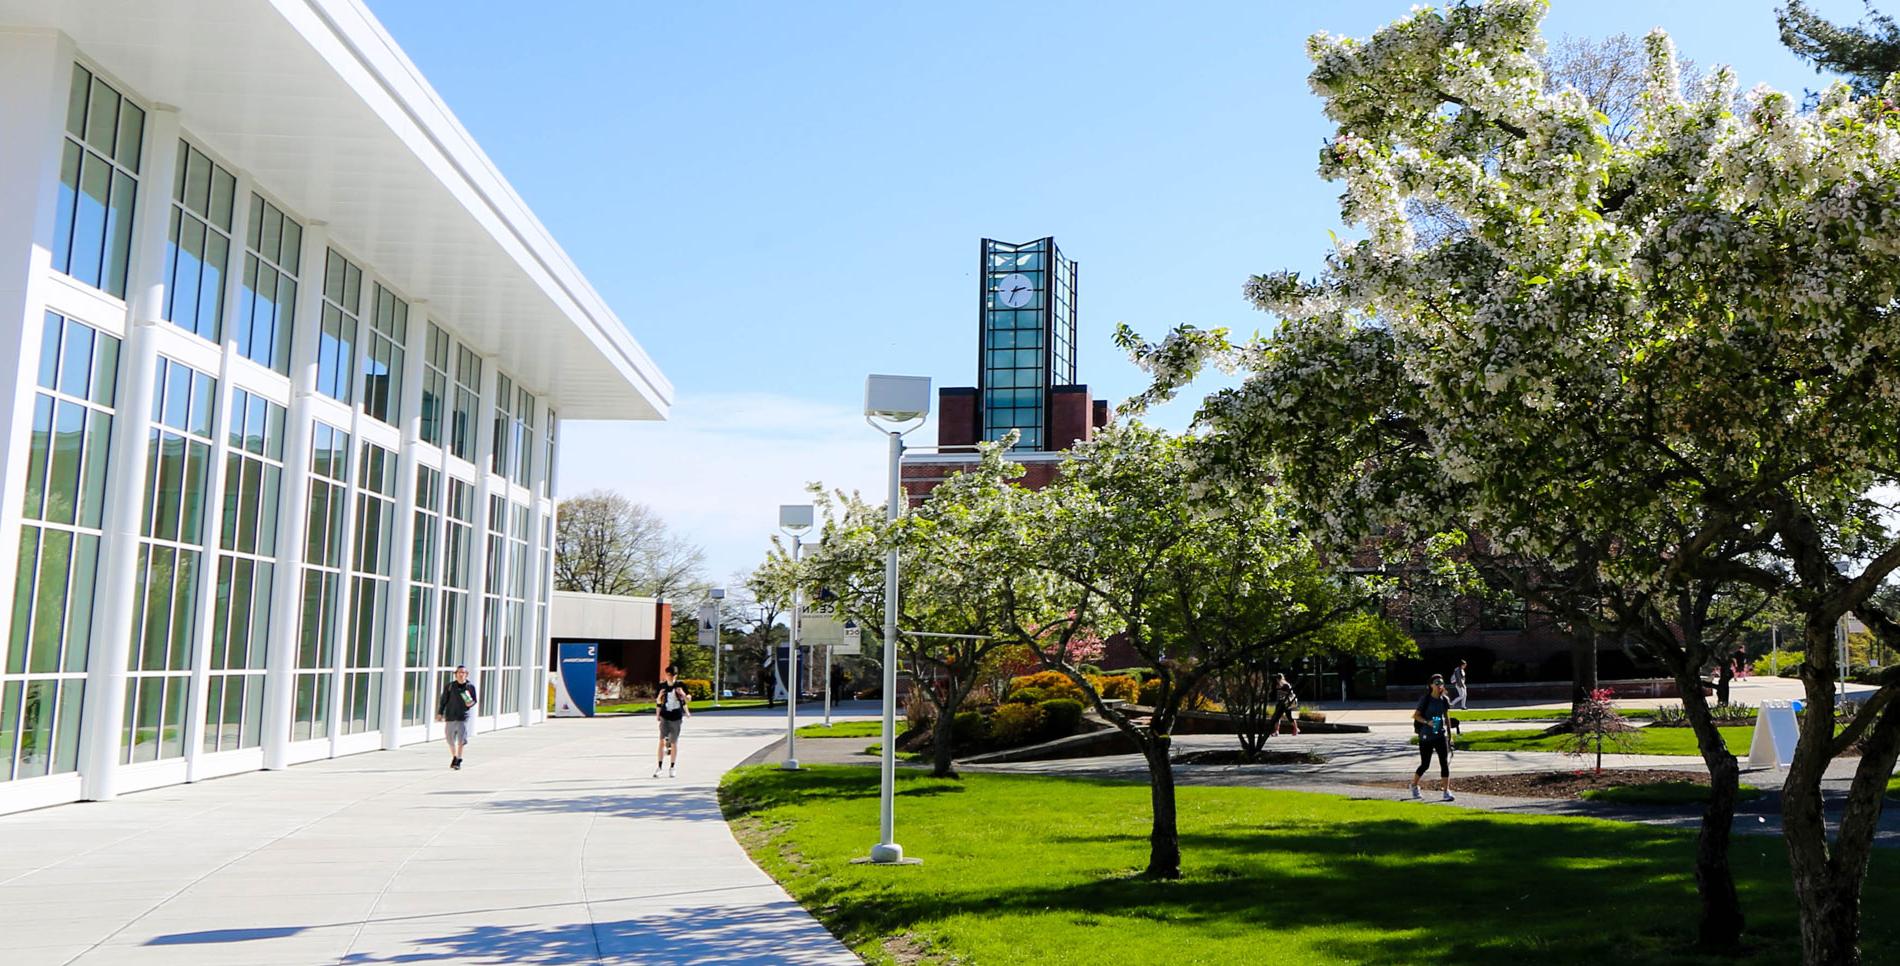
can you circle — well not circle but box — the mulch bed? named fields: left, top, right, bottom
left=1172, top=749, right=1328, bottom=766
left=1362, top=768, right=1715, bottom=799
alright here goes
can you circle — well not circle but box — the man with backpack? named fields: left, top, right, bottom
left=436, top=665, right=477, bottom=771
left=654, top=664, right=691, bottom=778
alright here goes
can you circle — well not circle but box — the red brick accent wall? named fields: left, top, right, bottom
left=938, top=388, right=979, bottom=448
left=1049, top=385, right=1093, bottom=450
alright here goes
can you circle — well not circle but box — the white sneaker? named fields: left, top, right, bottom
left=652, top=766, right=662, bottom=778
left=669, top=765, right=676, bottom=778
left=1409, top=786, right=1421, bottom=800
left=1442, top=791, right=1456, bottom=802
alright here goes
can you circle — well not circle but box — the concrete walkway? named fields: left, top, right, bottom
left=0, top=711, right=860, bottom=966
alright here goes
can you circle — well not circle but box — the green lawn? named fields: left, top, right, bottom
left=719, top=765, right=1897, bottom=965
left=1452, top=708, right=1718, bottom=722
left=796, top=720, right=885, bottom=739
left=1456, top=726, right=1755, bottom=756
left=1580, top=782, right=1764, bottom=806
left=595, top=697, right=770, bottom=715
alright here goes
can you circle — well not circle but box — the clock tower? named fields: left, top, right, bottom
left=975, top=237, right=1078, bottom=450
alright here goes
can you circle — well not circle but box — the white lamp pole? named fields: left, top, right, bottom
left=862, top=374, right=930, bottom=866
left=710, top=587, right=725, bottom=706
left=779, top=504, right=814, bottom=770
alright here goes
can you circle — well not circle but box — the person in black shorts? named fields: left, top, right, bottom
left=654, top=665, right=690, bottom=778
left=1411, top=674, right=1455, bottom=801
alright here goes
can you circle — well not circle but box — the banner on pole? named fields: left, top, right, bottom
left=697, top=602, right=717, bottom=649
left=552, top=642, right=598, bottom=717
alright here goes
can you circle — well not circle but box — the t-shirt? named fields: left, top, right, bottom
left=438, top=681, right=477, bottom=722
left=657, top=681, right=689, bottom=721
left=1415, top=694, right=1452, bottom=738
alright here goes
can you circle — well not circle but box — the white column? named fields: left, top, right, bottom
left=0, top=30, right=69, bottom=697
left=79, top=105, right=182, bottom=801
left=259, top=221, right=327, bottom=770
left=380, top=299, right=427, bottom=747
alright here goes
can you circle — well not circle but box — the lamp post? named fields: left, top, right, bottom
left=779, top=504, right=814, bottom=770
left=710, top=587, right=725, bottom=706
left=861, top=374, right=930, bottom=866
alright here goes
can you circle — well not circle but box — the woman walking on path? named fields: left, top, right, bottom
left=1449, top=660, right=1469, bottom=711
left=436, top=665, right=477, bottom=771
left=1411, top=674, right=1455, bottom=801
left=1268, top=673, right=1301, bottom=737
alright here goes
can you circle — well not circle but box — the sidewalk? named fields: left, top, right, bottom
left=0, top=711, right=859, bottom=966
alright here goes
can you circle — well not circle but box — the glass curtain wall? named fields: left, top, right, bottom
left=980, top=239, right=1048, bottom=450
left=403, top=466, right=441, bottom=726
left=479, top=495, right=506, bottom=714
left=420, top=324, right=449, bottom=448
left=161, top=142, right=234, bottom=343
left=316, top=250, right=360, bottom=403
left=341, top=444, right=394, bottom=735
left=363, top=286, right=407, bottom=426
left=52, top=64, right=144, bottom=299
left=235, top=195, right=300, bottom=373
left=204, top=389, right=284, bottom=754
left=293, top=423, right=349, bottom=742
left=124, top=358, right=217, bottom=764
left=450, top=344, right=480, bottom=463
left=439, top=478, right=475, bottom=702
left=501, top=502, right=531, bottom=716
left=1, top=313, right=119, bottom=782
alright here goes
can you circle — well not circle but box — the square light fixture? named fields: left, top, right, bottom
left=779, top=504, right=815, bottom=530
left=864, top=374, right=932, bottom=421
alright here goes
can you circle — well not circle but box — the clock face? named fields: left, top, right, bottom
left=995, top=274, right=1035, bottom=308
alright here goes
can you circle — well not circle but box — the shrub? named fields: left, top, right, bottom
left=1754, top=650, right=1804, bottom=677
left=680, top=678, right=713, bottom=701
left=1711, top=702, right=1755, bottom=722
left=1008, top=671, right=1083, bottom=701
left=626, top=682, right=656, bottom=701
left=1138, top=678, right=1162, bottom=707
left=595, top=662, right=627, bottom=699
left=1135, top=677, right=1219, bottom=710
left=952, top=711, right=988, bottom=749
left=1038, top=698, right=1084, bottom=739
left=1090, top=675, right=1140, bottom=703
left=1297, top=708, right=1327, bottom=723
left=1008, top=686, right=1048, bottom=705
left=989, top=703, right=1044, bottom=747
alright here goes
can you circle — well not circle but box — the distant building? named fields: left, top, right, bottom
left=903, top=237, right=1109, bottom=505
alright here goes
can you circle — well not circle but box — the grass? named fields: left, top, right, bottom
left=1456, top=725, right=1755, bottom=756
left=719, top=765, right=1898, bottom=965
left=594, top=697, right=769, bottom=715
left=796, top=720, right=885, bottom=739
left=1580, top=782, right=1765, bottom=806
left=862, top=743, right=925, bottom=762
left=1451, top=708, right=1735, bottom=722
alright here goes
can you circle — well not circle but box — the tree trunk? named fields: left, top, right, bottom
left=1674, top=664, right=1746, bottom=953
left=929, top=700, right=959, bottom=779
left=1571, top=625, right=1598, bottom=714
left=1141, top=734, right=1181, bottom=879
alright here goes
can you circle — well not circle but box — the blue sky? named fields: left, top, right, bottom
left=369, top=0, right=1870, bottom=583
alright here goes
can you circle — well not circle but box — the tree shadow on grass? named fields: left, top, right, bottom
left=751, top=772, right=1900, bottom=965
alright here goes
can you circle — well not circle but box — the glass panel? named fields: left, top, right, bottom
left=0, top=680, right=18, bottom=781
left=9, top=528, right=37, bottom=676
left=104, top=170, right=136, bottom=296
left=16, top=680, right=54, bottom=779
left=79, top=410, right=112, bottom=530
left=65, top=534, right=99, bottom=673
left=47, top=401, right=85, bottom=525
left=57, top=321, right=92, bottom=398
left=30, top=528, right=72, bottom=673
left=160, top=677, right=186, bottom=759
left=23, top=397, right=51, bottom=521
left=92, top=332, right=120, bottom=405
left=83, top=80, right=119, bottom=157
left=54, top=679, right=84, bottom=773
left=115, top=99, right=144, bottom=171
left=73, top=153, right=110, bottom=288
left=65, top=66, right=90, bottom=137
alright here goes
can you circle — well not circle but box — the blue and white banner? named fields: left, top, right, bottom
left=553, top=642, right=598, bottom=717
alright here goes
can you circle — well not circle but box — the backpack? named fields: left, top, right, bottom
left=663, top=686, right=682, bottom=712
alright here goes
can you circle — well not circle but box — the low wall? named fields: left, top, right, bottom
left=1387, top=678, right=1680, bottom=702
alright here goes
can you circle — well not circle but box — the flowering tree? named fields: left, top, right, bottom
left=1558, top=687, right=1638, bottom=776
left=1002, top=424, right=1411, bottom=879
left=1119, top=3, right=1900, bottom=959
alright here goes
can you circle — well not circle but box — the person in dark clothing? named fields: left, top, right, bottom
left=757, top=664, right=775, bottom=709
left=1716, top=653, right=1735, bottom=706
left=654, top=664, right=691, bottom=778
left=436, top=665, right=477, bottom=770
left=1411, top=674, right=1455, bottom=801
left=1267, top=673, right=1300, bottom=737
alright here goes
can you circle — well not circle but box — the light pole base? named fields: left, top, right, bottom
left=781, top=758, right=801, bottom=770
left=852, top=842, right=919, bottom=866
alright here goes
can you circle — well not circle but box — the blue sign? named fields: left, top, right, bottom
left=774, top=644, right=809, bottom=701
left=553, top=642, right=598, bottom=717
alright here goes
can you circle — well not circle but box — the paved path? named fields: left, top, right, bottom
left=0, top=710, right=860, bottom=966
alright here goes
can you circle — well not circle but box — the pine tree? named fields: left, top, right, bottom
left=1778, top=1, right=1900, bottom=95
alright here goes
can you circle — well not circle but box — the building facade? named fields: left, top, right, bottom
left=0, top=0, right=670, bottom=815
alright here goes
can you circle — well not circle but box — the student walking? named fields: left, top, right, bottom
left=1449, top=659, right=1470, bottom=711
left=654, top=664, right=691, bottom=778
left=1411, top=674, right=1455, bottom=801
left=1268, top=673, right=1301, bottom=737
left=436, top=665, right=477, bottom=771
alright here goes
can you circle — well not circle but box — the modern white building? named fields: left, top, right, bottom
left=0, top=0, right=670, bottom=815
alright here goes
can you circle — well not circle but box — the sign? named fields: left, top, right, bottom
left=834, top=623, right=863, bottom=656
left=552, top=642, right=598, bottom=717
left=1747, top=699, right=1800, bottom=769
left=801, top=613, right=847, bottom=647
left=696, top=603, right=717, bottom=648
left=774, top=644, right=809, bottom=701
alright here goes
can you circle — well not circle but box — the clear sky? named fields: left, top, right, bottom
left=367, top=0, right=1870, bottom=585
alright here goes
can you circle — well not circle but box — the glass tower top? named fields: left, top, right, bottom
left=978, top=237, right=1076, bottom=451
